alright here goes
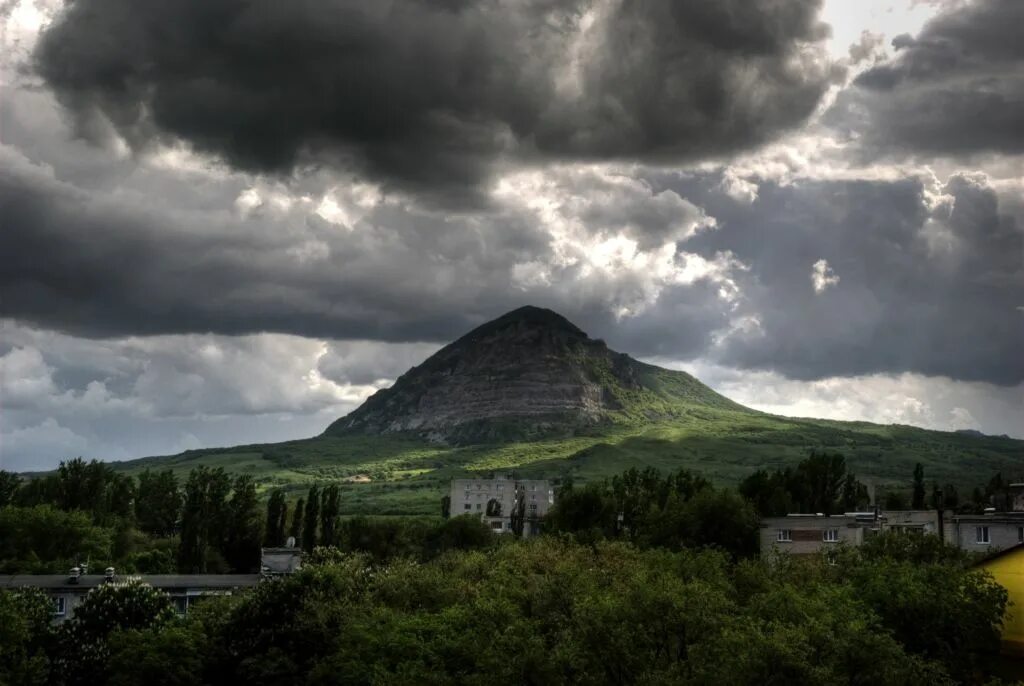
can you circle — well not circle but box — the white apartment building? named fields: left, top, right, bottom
left=449, top=474, right=555, bottom=537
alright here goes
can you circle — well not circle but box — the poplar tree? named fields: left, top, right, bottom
left=302, top=486, right=320, bottom=553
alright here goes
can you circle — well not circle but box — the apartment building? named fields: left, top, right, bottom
left=449, top=474, right=555, bottom=536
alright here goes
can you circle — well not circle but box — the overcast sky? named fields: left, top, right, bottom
left=1, top=0, right=1021, bottom=471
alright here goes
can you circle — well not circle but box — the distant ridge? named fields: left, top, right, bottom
left=325, top=305, right=748, bottom=444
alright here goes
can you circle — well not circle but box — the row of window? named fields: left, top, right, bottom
left=776, top=525, right=1024, bottom=546
left=775, top=529, right=839, bottom=543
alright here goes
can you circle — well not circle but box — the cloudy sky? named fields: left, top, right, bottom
left=1, top=0, right=1021, bottom=471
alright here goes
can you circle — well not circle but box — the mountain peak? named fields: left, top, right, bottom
left=469, top=305, right=587, bottom=338
left=325, top=307, right=745, bottom=443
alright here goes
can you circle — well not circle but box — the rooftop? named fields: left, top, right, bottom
left=0, top=574, right=261, bottom=590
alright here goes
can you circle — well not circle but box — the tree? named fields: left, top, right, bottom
left=912, top=463, right=926, bottom=509
left=640, top=488, right=759, bottom=558
left=264, top=490, right=288, bottom=547
left=53, top=580, right=177, bottom=686
left=0, top=471, right=21, bottom=507
left=177, top=467, right=230, bottom=573
left=289, top=497, right=305, bottom=545
left=135, top=469, right=181, bottom=537
left=0, top=505, right=112, bottom=573
left=320, top=485, right=340, bottom=548
left=839, top=473, right=868, bottom=511
left=223, top=475, right=262, bottom=573
left=106, top=626, right=204, bottom=686
left=302, top=486, right=320, bottom=553
left=509, top=485, right=527, bottom=538
left=740, top=453, right=864, bottom=516
left=0, top=588, right=53, bottom=685
left=440, top=495, right=450, bottom=519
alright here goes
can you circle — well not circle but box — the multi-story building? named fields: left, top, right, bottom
left=449, top=474, right=555, bottom=536
left=759, top=513, right=880, bottom=558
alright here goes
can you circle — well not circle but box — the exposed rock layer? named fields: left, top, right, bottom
left=325, top=306, right=745, bottom=443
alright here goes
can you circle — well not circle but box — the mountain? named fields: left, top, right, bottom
left=112, top=306, right=1024, bottom=515
left=326, top=306, right=746, bottom=443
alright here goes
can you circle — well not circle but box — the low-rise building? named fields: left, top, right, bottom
left=880, top=509, right=940, bottom=535
left=946, top=512, right=1024, bottom=552
left=760, top=513, right=880, bottom=558
left=1, top=572, right=260, bottom=622
left=1, top=547, right=302, bottom=622
left=449, top=474, right=554, bottom=536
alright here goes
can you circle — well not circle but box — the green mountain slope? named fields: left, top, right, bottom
left=111, top=306, right=1024, bottom=514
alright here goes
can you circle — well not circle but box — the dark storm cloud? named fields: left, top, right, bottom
left=0, top=148, right=531, bottom=341
left=829, top=0, right=1024, bottom=157
left=669, top=171, right=1024, bottom=386
left=33, top=0, right=835, bottom=199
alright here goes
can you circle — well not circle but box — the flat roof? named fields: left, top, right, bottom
left=0, top=574, right=261, bottom=591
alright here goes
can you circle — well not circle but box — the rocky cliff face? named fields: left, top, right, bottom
left=325, top=306, right=745, bottom=444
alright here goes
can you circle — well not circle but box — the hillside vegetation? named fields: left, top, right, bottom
left=114, top=410, right=1024, bottom=515
left=106, top=306, right=1024, bottom=514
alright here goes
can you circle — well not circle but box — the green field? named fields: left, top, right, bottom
left=113, top=407, right=1024, bottom=515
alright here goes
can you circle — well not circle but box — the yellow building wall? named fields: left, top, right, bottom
left=979, top=547, right=1024, bottom=655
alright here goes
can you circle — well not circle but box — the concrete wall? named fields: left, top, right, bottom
left=949, top=516, right=1024, bottom=552
left=449, top=476, right=554, bottom=536
left=760, top=516, right=865, bottom=557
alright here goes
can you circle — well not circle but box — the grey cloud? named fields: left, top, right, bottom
left=317, top=341, right=441, bottom=386
left=829, top=0, right=1024, bottom=157
left=33, top=0, right=835, bottom=200
left=671, top=171, right=1024, bottom=385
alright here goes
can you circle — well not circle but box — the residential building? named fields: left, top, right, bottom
left=880, top=509, right=940, bottom=535
left=946, top=512, right=1024, bottom=552
left=448, top=474, right=555, bottom=536
left=975, top=544, right=1024, bottom=656
left=1, top=571, right=260, bottom=622
left=760, top=513, right=880, bottom=558
left=1, top=547, right=301, bottom=622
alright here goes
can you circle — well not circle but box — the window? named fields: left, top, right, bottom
left=531, top=494, right=536, bottom=501
left=776, top=529, right=792, bottom=542
left=464, top=503, right=471, bottom=511
left=52, top=596, right=66, bottom=616
left=490, top=521, right=503, bottom=530
left=1019, top=527, right=1023, bottom=544
left=976, top=526, right=990, bottom=544
left=476, top=503, right=482, bottom=510
left=530, top=503, right=538, bottom=510
left=823, top=529, right=839, bottom=543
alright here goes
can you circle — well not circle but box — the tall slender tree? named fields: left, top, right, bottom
left=177, top=467, right=230, bottom=573
left=264, top=490, right=287, bottom=546
left=136, top=469, right=181, bottom=537
left=289, top=497, right=305, bottom=546
left=320, top=485, right=340, bottom=547
left=302, top=486, right=320, bottom=553
left=0, top=471, right=21, bottom=507
left=224, top=475, right=263, bottom=573
left=912, top=463, right=926, bottom=510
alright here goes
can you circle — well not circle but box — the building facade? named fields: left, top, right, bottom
left=946, top=513, right=1024, bottom=552
left=975, top=545, right=1024, bottom=656
left=449, top=475, right=555, bottom=536
left=1, top=572, right=261, bottom=622
left=1, top=547, right=301, bottom=622
left=759, top=513, right=879, bottom=558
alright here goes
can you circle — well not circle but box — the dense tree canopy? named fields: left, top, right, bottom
left=3, top=535, right=1004, bottom=685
